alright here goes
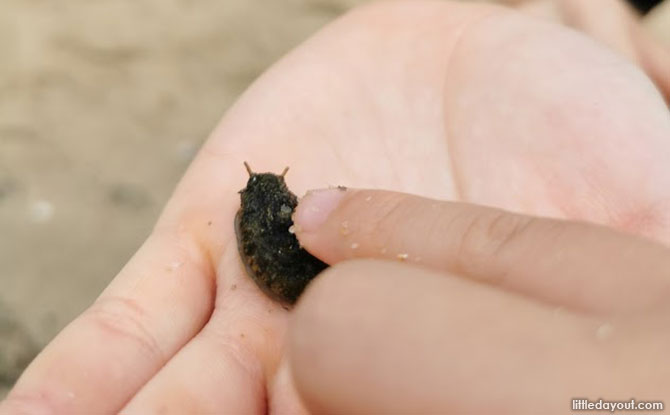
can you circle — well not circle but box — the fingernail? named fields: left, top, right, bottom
left=294, top=188, right=347, bottom=232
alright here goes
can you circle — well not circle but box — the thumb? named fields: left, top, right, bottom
left=293, top=188, right=670, bottom=314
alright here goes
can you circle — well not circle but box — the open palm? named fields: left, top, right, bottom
left=3, top=2, right=670, bottom=414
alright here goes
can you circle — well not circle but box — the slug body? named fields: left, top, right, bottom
left=235, top=165, right=328, bottom=305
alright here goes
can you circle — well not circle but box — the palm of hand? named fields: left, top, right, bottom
left=4, top=2, right=670, bottom=414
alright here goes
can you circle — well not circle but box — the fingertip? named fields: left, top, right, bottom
left=293, top=188, right=348, bottom=234
left=293, top=188, right=404, bottom=265
left=292, top=188, right=363, bottom=264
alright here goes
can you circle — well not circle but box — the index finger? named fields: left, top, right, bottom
left=293, top=188, right=670, bottom=315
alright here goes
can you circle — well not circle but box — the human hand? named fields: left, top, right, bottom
left=2, top=1, right=669, bottom=413
left=288, top=188, right=670, bottom=413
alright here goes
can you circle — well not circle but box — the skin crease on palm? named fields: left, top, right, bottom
left=2, top=0, right=670, bottom=414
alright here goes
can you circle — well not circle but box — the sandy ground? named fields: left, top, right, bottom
left=0, top=0, right=668, bottom=398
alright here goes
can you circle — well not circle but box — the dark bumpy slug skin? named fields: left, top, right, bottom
left=235, top=164, right=328, bottom=305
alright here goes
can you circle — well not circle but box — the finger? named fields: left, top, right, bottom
left=120, top=243, right=287, bottom=414
left=561, top=0, right=670, bottom=103
left=268, top=356, right=310, bottom=415
left=1, top=225, right=216, bottom=414
left=121, top=332, right=264, bottom=415
left=554, top=0, right=640, bottom=60
left=293, top=189, right=670, bottom=315
left=644, top=0, right=670, bottom=46
left=513, top=0, right=639, bottom=59
left=517, top=0, right=670, bottom=102
left=290, top=260, right=650, bottom=415
left=1, top=124, right=293, bottom=413
left=631, top=21, right=670, bottom=103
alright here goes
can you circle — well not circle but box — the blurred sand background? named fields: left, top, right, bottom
left=0, top=0, right=669, bottom=397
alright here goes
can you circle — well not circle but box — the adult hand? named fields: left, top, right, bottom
left=2, top=1, right=669, bottom=413
left=289, top=188, right=670, bottom=413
